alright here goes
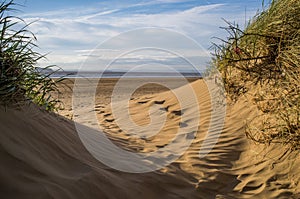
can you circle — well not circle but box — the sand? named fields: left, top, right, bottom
left=1, top=78, right=300, bottom=198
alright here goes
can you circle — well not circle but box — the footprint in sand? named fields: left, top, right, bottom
left=138, top=100, right=149, bottom=104
left=186, top=131, right=196, bottom=140
left=156, top=144, right=168, bottom=148
left=103, top=113, right=111, bottom=117
left=105, top=118, right=115, bottom=122
left=154, top=100, right=165, bottom=104
left=100, top=112, right=114, bottom=122
left=171, top=110, right=182, bottom=116
left=95, top=105, right=105, bottom=108
left=179, top=122, right=188, bottom=128
left=159, top=106, right=169, bottom=112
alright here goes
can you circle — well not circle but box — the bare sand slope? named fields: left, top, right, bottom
left=1, top=79, right=300, bottom=198
left=0, top=104, right=200, bottom=199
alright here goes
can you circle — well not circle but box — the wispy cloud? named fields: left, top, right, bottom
left=20, top=0, right=260, bottom=71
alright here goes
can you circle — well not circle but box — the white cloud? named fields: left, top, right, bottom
left=21, top=2, right=254, bottom=71
left=81, top=9, right=121, bottom=20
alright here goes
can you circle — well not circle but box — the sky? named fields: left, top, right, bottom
left=13, top=0, right=266, bottom=72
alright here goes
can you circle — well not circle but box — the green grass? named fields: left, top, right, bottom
left=0, top=1, right=63, bottom=111
left=212, top=0, right=300, bottom=149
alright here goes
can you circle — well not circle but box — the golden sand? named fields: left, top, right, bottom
left=0, top=78, right=299, bottom=198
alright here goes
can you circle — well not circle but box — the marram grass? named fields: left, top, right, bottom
left=212, top=0, right=300, bottom=149
left=0, top=1, right=63, bottom=111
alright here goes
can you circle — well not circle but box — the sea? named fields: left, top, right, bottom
left=49, top=71, right=203, bottom=79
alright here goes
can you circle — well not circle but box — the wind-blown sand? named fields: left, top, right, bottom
left=1, top=78, right=300, bottom=198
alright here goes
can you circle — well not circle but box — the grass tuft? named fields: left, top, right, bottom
left=212, top=0, right=300, bottom=150
left=0, top=1, right=63, bottom=111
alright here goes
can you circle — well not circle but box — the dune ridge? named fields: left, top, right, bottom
left=1, top=79, right=300, bottom=198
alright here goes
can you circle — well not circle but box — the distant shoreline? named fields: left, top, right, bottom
left=48, top=70, right=203, bottom=79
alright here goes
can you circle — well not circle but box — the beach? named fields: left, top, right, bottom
left=56, top=77, right=200, bottom=119
left=1, top=77, right=299, bottom=198
left=1, top=0, right=299, bottom=197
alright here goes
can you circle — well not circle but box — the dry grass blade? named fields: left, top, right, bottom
left=0, top=1, right=64, bottom=111
left=212, top=0, right=300, bottom=150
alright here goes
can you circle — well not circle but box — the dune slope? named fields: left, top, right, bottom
left=0, top=104, right=199, bottom=199
left=1, top=79, right=300, bottom=198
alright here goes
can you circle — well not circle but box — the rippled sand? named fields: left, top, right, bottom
left=1, top=78, right=299, bottom=198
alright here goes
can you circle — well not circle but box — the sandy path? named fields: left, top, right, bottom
left=1, top=78, right=299, bottom=198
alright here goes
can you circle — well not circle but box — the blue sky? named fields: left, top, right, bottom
left=14, top=0, right=265, bottom=72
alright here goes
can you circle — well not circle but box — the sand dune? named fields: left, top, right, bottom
left=0, top=104, right=200, bottom=199
left=1, top=79, right=300, bottom=198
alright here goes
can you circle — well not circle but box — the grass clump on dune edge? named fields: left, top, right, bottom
left=0, top=1, right=63, bottom=111
left=213, top=0, right=300, bottom=149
